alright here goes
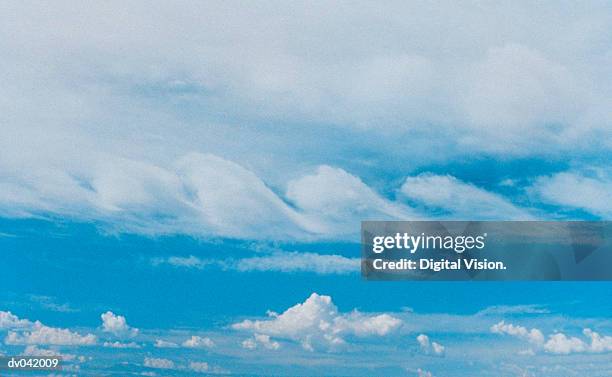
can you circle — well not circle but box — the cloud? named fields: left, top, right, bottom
left=491, top=321, right=612, bottom=354
left=477, top=305, right=550, bottom=316
left=287, top=165, right=417, bottom=235
left=531, top=169, right=612, bottom=217
left=417, top=368, right=434, bottom=377
left=490, top=321, right=545, bottom=345
left=0, top=311, right=31, bottom=329
left=182, top=336, right=215, bottom=349
left=0, top=2, right=610, bottom=239
left=5, top=323, right=96, bottom=346
left=101, top=311, right=138, bottom=338
left=241, top=337, right=257, bottom=350
left=27, top=295, right=77, bottom=313
left=462, top=44, right=588, bottom=150
left=21, top=345, right=81, bottom=362
left=543, top=333, right=587, bottom=354
left=173, top=153, right=323, bottom=239
left=583, top=328, right=612, bottom=353
left=151, top=255, right=209, bottom=269
left=400, top=174, right=533, bottom=220
left=234, top=252, right=359, bottom=274
left=241, top=334, right=281, bottom=350
left=103, top=341, right=141, bottom=349
left=232, top=293, right=401, bottom=351
left=416, top=334, right=445, bottom=356
left=189, top=361, right=210, bottom=373
left=154, top=251, right=360, bottom=275
left=143, top=357, right=174, bottom=370
left=154, top=339, right=179, bottom=348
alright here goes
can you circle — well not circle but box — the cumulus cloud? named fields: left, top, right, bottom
left=189, top=361, right=210, bottom=373
left=400, top=174, right=533, bottom=220
left=21, top=345, right=87, bottom=363
left=241, top=334, right=281, bottom=350
left=5, top=323, right=96, bottom=346
left=232, top=293, right=401, bottom=351
left=416, top=334, right=445, bottom=356
left=0, top=311, right=31, bottom=329
left=100, top=311, right=138, bottom=338
left=144, top=357, right=174, bottom=370
left=531, top=170, right=612, bottom=217
left=490, top=321, right=545, bottom=345
left=417, top=368, right=434, bottom=377
left=182, top=336, right=215, bottom=349
left=491, top=321, right=612, bottom=354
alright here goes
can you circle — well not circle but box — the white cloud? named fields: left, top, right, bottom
left=21, top=345, right=83, bottom=363
left=182, top=336, right=214, bottom=349
left=287, top=166, right=417, bottom=235
left=234, top=252, right=359, bottom=274
left=241, top=334, right=281, bottom=351
left=400, top=174, right=533, bottom=220
left=5, top=323, right=96, bottom=346
left=543, top=333, right=586, bottom=354
left=152, top=255, right=208, bottom=269
left=0, top=2, right=610, bottom=239
left=103, top=341, right=141, bottom=349
left=462, top=44, right=588, bottom=150
left=491, top=321, right=612, bottom=354
left=490, top=321, right=545, bottom=345
left=416, top=334, right=445, bottom=356
left=155, top=251, right=360, bottom=275
left=232, top=293, right=401, bottom=350
left=476, top=305, right=549, bottom=316
left=417, top=368, right=434, bottom=377
left=0, top=311, right=31, bottom=329
left=154, top=339, right=179, bottom=348
left=189, top=361, right=209, bottom=373
left=100, top=311, right=138, bottom=338
left=241, top=338, right=257, bottom=350
left=583, top=328, right=612, bottom=353
left=144, top=357, right=174, bottom=370
left=531, top=170, right=612, bottom=217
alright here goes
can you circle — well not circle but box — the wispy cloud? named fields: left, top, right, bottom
left=152, top=251, right=360, bottom=275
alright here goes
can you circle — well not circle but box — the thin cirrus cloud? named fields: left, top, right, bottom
left=152, top=252, right=360, bottom=275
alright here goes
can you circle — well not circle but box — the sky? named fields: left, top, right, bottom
left=0, top=1, right=611, bottom=376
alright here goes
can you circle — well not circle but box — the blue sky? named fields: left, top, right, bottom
left=0, top=1, right=611, bottom=376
